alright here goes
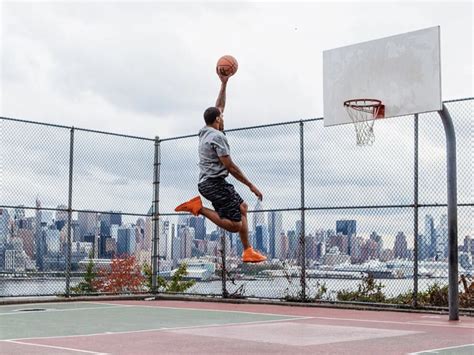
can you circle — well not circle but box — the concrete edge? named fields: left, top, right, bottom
left=1, top=293, right=472, bottom=317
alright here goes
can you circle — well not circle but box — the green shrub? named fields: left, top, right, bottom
left=145, top=263, right=196, bottom=293
left=71, top=258, right=97, bottom=294
left=337, top=275, right=386, bottom=303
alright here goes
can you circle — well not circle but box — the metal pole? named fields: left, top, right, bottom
left=65, top=127, right=74, bottom=297
left=299, top=121, right=306, bottom=300
left=151, top=136, right=160, bottom=293
left=413, top=114, right=419, bottom=307
left=438, top=105, right=459, bottom=321
left=220, top=228, right=228, bottom=298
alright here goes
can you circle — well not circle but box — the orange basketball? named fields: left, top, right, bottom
left=216, top=55, right=238, bottom=76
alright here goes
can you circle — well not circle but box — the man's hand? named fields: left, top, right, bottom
left=249, top=184, right=263, bottom=201
left=217, top=67, right=231, bottom=83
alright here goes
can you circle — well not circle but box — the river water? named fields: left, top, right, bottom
left=0, top=277, right=448, bottom=299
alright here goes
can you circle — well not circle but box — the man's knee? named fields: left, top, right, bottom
left=240, top=202, right=248, bottom=215
left=228, top=221, right=242, bottom=233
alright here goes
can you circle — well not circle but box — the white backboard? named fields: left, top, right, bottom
left=323, top=26, right=442, bottom=126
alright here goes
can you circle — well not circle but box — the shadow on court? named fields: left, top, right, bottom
left=0, top=300, right=472, bottom=354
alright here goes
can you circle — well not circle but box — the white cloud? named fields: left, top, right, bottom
left=0, top=1, right=472, bottom=240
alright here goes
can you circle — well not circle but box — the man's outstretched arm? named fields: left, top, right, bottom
left=219, top=155, right=263, bottom=200
left=216, top=69, right=230, bottom=113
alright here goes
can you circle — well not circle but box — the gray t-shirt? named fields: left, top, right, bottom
left=198, top=126, right=230, bottom=182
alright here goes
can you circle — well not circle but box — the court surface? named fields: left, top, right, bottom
left=0, top=300, right=472, bottom=354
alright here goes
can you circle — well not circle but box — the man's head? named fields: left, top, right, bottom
left=203, top=106, right=224, bottom=130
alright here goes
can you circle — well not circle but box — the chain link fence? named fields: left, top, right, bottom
left=0, top=98, right=472, bottom=310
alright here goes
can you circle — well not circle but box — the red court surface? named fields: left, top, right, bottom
left=0, top=300, right=473, bottom=354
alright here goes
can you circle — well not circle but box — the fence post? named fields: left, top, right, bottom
left=151, top=136, right=161, bottom=293
left=220, top=228, right=228, bottom=298
left=438, top=105, right=459, bottom=321
left=65, top=127, right=74, bottom=297
left=299, top=121, right=306, bottom=300
left=413, top=114, right=419, bottom=307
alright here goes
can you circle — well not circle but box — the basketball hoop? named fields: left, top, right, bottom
left=344, top=99, right=385, bottom=146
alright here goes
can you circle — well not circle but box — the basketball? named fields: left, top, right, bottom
left=216, top=55, right=238, bottom=76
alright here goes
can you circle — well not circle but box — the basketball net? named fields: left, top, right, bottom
left=344, top=99, right=384, bottom=146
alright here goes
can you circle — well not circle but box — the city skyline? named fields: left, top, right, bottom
left=1, top=196, right=472, bottom=274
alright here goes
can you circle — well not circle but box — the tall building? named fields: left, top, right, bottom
left=369, top=231, right=383, bottom=258
left=13, top=206, right=27, bottom=229
left=35, top=199, right=46, bottom=271
left=361, top=239, right=379, bottom=261
left=99, top=213, right=112, bottom=236
left=268, top=211, right=283, bottom=259
left=159, top=219, right=170, bottom=259
left=189, top=216, right=206, bottom=240
left=423, top=215, right=435, bottom=259
left=178, top=226, right=193, bottom=259
left=45, top=229, right=61, bottom=254
left=305, top=235, right=318, bottom=260
left=436, top=214, right=448, bottom=259
left=276, top=232, right=289, bottom=260
left=394, top=232, right=408, bottom=259
left=287, top=230, right=298, bottom=259
left=117, top=226, right=136, bottom=256
left=0, top=208, right=10, bottom=245
left=329, top=233, right=349, bottom=255
left=78, top=212, right=98, bottom=241
left=255, top=226, right=264, bottom=252
left=336, top=220, right=356, bottom=256
left=18, top=228, right=35, bottom=259
left=463, top=236, right=474, bottom=256
left=253, top=200, right=265, bottom=232
left=55, top=205, right=68, bottom=231
left=255, top=225, right=270, bottom=253
left=110, top=212, right=122, bottom=226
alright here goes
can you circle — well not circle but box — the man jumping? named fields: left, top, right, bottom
left=175, top=69, right=267, bottom=263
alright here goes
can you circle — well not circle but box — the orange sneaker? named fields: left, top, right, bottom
left=242, top=247, right=267, bottom=263
left=174, top=196, right=202, bottom=216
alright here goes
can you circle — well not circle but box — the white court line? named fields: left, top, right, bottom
left=312, top=316, right=474, bottom=329
left=0, top=301, right=94, bottom=308
left=4, top=316, right=311, bottom=342
left=91, top=302, right=474, bottom=329
left=87, top=301, right=311, bottom=318
left=0, top=305, right=124, bottom=316
left=408, top=343, right=474, bottom=354
left=4, top=340, right=109, bottom=354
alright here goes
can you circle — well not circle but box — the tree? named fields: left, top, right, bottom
left=71, top=258, right=97, bottom=294
left=93, top=256, right=145, bottom=294
left=159, top=263, right=196, bottom=293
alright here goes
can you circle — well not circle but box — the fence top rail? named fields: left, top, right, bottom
left=2, top=97, right=471, bottom=143
left=0, top=116, right=155, bottom=142
left=159, top=97, right=473, bottom=143
left=158, top=117, right=324, bottom=142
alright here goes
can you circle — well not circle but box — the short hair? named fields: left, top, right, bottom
left=203, top=107, right=221, bottom=125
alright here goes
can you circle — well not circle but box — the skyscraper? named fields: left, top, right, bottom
left=436, top=214, right=448, bottom=259
left=253, top=200, right=265, bottom=232
left=0, top=208, right=10, bottom=245
left=394, top=232, right=408, bottom=259
left=78, top=212, right=98, bottom=241
left=117, top=226, right=136, bottom=256
left=268, top=211, right=283, bottom=259
left=159, top=219, right=170, bottom=259
left=189, top=216, right=206, bottom=240
left=336, top=220, right=356, bottom=255
left=424, top=215, right=435, bottom=259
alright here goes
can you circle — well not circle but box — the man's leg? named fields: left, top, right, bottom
left=199, top=207, right=242, bottom=233
left=238, top=203, right=250, bottom=250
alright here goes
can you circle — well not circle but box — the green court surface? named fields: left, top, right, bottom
left=413, top=344, right=474, bottom=355
left=0, top=301, right=302, bottom=341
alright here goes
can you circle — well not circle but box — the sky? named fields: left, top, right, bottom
left=0, top=1, right=472, bottom=242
